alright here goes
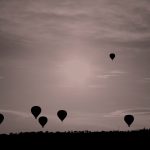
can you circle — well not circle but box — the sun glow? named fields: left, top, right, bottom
left=60, top=59, right=92, bottom=86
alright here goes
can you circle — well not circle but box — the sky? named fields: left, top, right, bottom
left=0, top=0, right=150, bottom=133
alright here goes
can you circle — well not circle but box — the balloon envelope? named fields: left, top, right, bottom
left=0, top=114, right=4, bottom=124
left=109, top=53, right=115, bottom=60
left=124, top=115, right=134, bottom=127
left=57, top=110, right=67, bottom=122
left=38, top=116, right=48, bottom=128
left=31, top=106, right=41, bottom=119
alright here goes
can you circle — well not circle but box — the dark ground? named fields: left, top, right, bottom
left=0, top=129, right=150, bottom=149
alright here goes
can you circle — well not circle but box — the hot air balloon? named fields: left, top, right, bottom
left=57, top=110, right=67, bottom=122
left=38, top=116, right=48, bottom=128
left=31, top=106, right=41, bottom=119
left=124, top=115, right=134, bottom=127
left=0, top=114, right=4, bottom=124
left=109, top=53, right=115, bottom=60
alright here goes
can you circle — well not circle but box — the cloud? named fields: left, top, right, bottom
left=65, top=111, right=112, bottom=130
left=138, top=77, right=150, bottom=84
left=110, top=70, right=127, bottom=74
left=0, top=109, right=57, bottom=120
left=144, top=77, right=150, bottom=81
left=96, top=74, right=117, bottom=79
left=0, top=0, right=150, bottom=47
left=87, top=84, right=106, bottom=88
left=96, top=70, right=127, bottom=79
left=104, top=107, right=150, bottom=118
left=0, top=109, right=31, bottom=118
left=0, top=76, right=4, bottom=80
left=0, top=0, right=150, bottom=133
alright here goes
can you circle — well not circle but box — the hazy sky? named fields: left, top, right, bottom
left=0, top=0, right=150, bottom=133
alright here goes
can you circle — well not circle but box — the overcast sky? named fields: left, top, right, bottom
left=0, top=0, right=150, bottom=133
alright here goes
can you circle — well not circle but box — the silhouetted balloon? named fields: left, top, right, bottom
left=38, top=116, right=48, bottom=128
left=124, top=115, right=134, bottom=127
left=109, top=53, right=115, bottom=60
left=31, top=106, right=41, bottom=119
left=57, top=110, right=67, bottom=122
left=0, top=114, right=4, bottom=124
